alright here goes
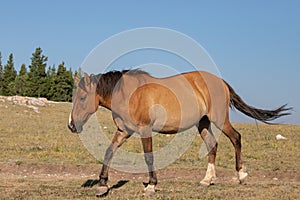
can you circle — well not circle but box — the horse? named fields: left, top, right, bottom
left=68, top=69, right=291, bottom=196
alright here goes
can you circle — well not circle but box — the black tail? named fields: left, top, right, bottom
left=225, top=82, right=292, bottom=124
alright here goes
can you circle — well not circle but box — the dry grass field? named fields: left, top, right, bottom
left=0, top=100, right=299, bottom=199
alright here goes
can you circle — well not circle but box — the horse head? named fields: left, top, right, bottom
left=68, top=73, right=99, bottom=133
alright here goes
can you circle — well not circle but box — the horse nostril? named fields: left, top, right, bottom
left=68, top=122, right=77, bottom=133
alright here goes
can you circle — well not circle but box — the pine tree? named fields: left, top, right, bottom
left=3, top=53, right=17, bottom=96
left=74, top=67, right=83, bottom=79
left=15, top=64, right=28, bottom=96
left=0, top=52, right=3, bottom=95
left=52, top=62, right=74, bottom=101
left=27, top=47, right=48, bottom=97
left=0, top=49, right=75, bottom=101
left=45, top=65, right=56, bottom=100
left=65, top=67, right=74, bottom=102
left=19, top=64, right=27, bottom=76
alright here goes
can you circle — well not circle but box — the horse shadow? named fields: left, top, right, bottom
left=81, top=179, right=129, bottom=197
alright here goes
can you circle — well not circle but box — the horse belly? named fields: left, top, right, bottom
left=151, top=102, right=203, bottom=133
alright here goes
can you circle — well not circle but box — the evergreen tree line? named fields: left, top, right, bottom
left=0, top=47, right=75, bottom=102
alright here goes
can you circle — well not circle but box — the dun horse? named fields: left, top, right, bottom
left=68, top=69, right=290, bottom=196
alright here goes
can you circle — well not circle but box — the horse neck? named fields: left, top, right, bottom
left=99, top=95, right=113, bottom=111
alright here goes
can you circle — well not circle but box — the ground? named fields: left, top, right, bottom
left=0, top=99, right=299, bottom=199
left=0, top=162, right=299, bottom=199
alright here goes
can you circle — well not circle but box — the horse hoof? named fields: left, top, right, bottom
left=200, top=179, right=211, bottom=187
left=238, top=170, right=248, bottom=184
left=95, top=186, right=109, bottom=197
left=211, top=177, right=217, bottom=185
left=143, top=184, right=155, bottom=195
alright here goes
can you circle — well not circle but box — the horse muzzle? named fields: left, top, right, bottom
left=68, top=122, right=77, bottom=133
left=68, top=122, right=83, bottom=133
left=68, top=118, right=83, bottom=133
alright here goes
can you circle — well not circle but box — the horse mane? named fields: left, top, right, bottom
left=91, top=69, right=150, bottom=99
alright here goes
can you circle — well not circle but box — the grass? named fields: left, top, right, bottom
left=0, top=101, right=95, bottom=164
left=0, top=100, right=299, bottom=199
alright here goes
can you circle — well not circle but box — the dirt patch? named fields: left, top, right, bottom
left=1, top=162, right=299, bottom=184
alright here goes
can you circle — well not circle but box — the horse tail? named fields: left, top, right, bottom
left=224, top=81, right=292, bottom=124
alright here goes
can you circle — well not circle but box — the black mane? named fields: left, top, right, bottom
left=91, top=69, right=150, bottom=98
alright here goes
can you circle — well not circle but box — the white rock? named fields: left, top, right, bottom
left=276, top=134, right=287, bottom=140
left=27, top=105, right=40, bottom=113
left=0, top=95, right=53, bottom=113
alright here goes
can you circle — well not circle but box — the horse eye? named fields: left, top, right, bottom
left=80, top=96, right=86, bottom=102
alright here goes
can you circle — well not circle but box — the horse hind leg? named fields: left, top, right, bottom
left=221, top=120, right=248, bottom=183
left=198, top=116, right=218, bottom=186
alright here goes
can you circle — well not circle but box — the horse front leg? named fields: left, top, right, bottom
left=141, top=136, right=157, bottom=195
left=96, top=130, right=130, bottom=196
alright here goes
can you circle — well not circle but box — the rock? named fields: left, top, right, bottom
left=38, top=97, right=48, bottom=103
left=27, top=105, right=40, bottom=113
left=0, top=95, right=57, bottom=113
left=276, top=134, right=287, bottom=140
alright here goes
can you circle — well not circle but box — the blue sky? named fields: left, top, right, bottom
left=0, top=1, right=299, bottom=124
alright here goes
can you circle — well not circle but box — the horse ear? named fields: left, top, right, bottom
left=73, top=75, right=80, bottom=86
left=84, top=72, right=90, bottom=86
